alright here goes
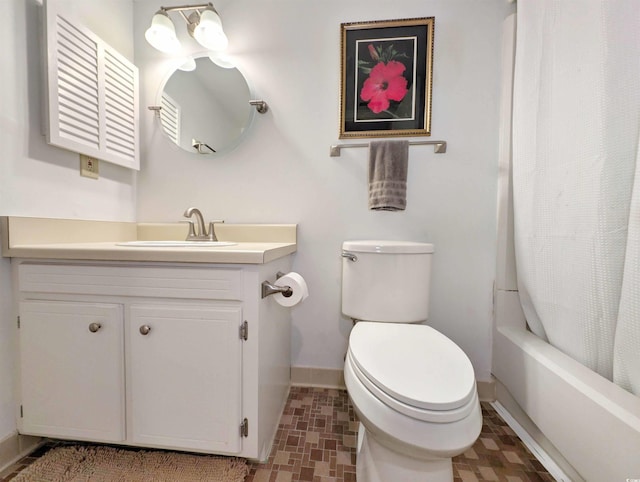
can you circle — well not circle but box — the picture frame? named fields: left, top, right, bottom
left=339, top=17, right=434, bottom=139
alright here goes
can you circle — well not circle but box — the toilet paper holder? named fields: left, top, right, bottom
left=261, top=271, right=293, bottom=299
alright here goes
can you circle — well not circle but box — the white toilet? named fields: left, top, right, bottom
left=341, top=240, right=482, bottom=482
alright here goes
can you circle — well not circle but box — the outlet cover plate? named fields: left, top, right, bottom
left=80, top=154, right=99, bottom=179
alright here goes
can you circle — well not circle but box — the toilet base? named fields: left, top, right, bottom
left=356, top=423, right=454, bottom=482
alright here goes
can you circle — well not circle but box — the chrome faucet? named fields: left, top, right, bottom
left=183, top=207, right=220, bottom=241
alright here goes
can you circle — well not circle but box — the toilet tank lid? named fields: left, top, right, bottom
left=342, top=240, right=434, bottom=254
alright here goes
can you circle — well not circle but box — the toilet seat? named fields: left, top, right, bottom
left=348, top=322, right=477, bottom=423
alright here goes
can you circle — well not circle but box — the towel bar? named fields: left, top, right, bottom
left=329, top=140, right=447, bottom=157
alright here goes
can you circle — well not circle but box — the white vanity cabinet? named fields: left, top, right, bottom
left=14, top=258, right=292, bottom=460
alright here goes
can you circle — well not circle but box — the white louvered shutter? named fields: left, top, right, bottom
left=44, top=2, right=139, bottom=170
left=104, top=50, right=138, bottom=164
left=160, top=92, right=181, bottom=146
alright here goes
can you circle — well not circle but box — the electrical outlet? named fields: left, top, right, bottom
left=80, top=154, right=99, bottom=179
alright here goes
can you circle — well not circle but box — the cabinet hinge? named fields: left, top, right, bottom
left=17, top=316, right=20, bottom=329
left=20, top=405, right=23, bottom=418
left=240, top=321, right=248, bottom=341
left=240, top=418, right=249, bottom=437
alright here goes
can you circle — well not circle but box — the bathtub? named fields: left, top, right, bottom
left=493, top=15, right=640, bottom=481
left=493, top=289, right=640, bottom=481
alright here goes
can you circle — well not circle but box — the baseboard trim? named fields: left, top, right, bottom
left=291, top=367, right=496, bottom=401
left=477, top=378, right=496, bottom=402
left=0, top=432, right=42, bottom=475
left=291, top=367, right=345, bottom=389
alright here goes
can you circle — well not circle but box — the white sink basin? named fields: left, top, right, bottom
left=117, top=240, right=237, bottom=248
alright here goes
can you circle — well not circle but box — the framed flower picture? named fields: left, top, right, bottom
left=339, top=17, right=434, bottom=139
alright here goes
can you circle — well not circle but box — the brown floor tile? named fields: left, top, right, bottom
left=2, top=389, right=553, bottom=482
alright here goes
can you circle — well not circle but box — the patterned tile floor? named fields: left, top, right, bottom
left=1, top=387, right=554, bottom=482
left=246, top=387, right=554, bottom=482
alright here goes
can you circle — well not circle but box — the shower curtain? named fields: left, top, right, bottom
left=512, top=0, right=640, bottom=394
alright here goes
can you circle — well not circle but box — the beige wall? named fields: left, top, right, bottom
left=0, top=0, right=136, bottom=442
left=136, top=0, right=514, bottom=377
left=0, top=0, right=515, bottom=444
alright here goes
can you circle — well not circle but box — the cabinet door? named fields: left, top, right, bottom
left=43, top=1, right=139, bottom=170
left=19, top=301, right=125, bottom=441
left=129, top=304, right=243, bottom=453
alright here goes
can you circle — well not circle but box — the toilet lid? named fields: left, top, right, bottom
left=349, top=322, right=476, bottom=411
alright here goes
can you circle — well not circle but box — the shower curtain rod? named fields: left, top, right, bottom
left=329, top=140, right=447, bottom=157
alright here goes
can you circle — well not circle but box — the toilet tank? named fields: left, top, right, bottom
left=341, top=240, right=434, bottom=322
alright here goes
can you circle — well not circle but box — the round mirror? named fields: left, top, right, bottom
left=157, top=55, right=254, bottom=155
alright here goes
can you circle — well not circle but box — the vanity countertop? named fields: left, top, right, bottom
left=1, top=217, right=297, bottom=264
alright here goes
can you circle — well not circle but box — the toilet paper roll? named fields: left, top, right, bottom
left=273, top=272, right=309, bottom=307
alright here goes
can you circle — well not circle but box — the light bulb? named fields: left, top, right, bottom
left=193, top=7, right=228, bottom=51
left=145, top=10, right=181, bottom=53
left=178, top=58, right=197, bottom=71
left=209, top=53, right=235, bottom=69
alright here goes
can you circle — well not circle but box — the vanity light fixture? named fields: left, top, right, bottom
left=193, top=5, right=228, bottom=51
left=209, top=53, right=235, bottom=69
left=145, top=3, right=229, bottom=54
left=145, top=9, right=180, bottom=53
left=178, top=58, right=197, bottom=71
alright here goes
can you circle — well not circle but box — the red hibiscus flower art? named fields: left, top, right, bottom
left=360, top=60, right=409, bottom=114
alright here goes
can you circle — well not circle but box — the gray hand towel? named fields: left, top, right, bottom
left=368, top=140, right=409, bottom=211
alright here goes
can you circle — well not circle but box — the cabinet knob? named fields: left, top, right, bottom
left=139, top=325, right=152, bottom=336
left=88, top=323, right=102, bottom=333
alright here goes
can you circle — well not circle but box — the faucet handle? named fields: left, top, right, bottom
left=207, top=221, right=218, bottom=241
left=180, top=220, right=197, bottom=240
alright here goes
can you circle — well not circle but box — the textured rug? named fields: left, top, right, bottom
left=13, top=445, right=249, bottom=482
